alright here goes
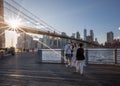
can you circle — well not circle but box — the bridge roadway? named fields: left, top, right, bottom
left=0, top=23, right=98, bottom=46
left=0, top=52, right=120, bottom=86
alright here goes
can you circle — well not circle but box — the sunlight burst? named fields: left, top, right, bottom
left=7, top=17, right=22, bottom=30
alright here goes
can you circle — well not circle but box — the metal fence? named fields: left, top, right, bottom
left=37, top=49, right=64, bottom=63
left=85, top=49, right=116, bottom=64
left=37, top=48, right=120, bottom=64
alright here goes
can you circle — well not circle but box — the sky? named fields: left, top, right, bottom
left=13, top=0, right=120, bottom=43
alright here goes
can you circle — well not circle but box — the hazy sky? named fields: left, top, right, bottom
left=14, top=0, right=120, bottom=43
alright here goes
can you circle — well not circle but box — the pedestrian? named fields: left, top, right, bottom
left=64, top=42, right=72, bottom=67
left=71, top=43, right=78, bottom=67
left=75, top=43, right=85, bottom=75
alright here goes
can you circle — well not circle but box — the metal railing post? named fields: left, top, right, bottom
left=85, top=49, right=88, bottom=65
left=61, top=49, right=64, bottom=64
left=38, top=49, right=42, bottom=63
left=114, top=48, right=117, bottom=64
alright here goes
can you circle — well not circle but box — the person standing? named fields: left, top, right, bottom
left=64, top=42, right=72, bottom=67
left=76, top=43, right=85, bottom=75
left=71, top=43, right=78, bottom=67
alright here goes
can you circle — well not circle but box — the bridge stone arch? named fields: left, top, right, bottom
left=0, top=0, right=5, bottom=48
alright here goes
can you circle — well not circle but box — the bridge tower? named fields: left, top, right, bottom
left=0, top=0, right=5, bottom=48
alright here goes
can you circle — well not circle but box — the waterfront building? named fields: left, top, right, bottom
left=105, top=38, right=120, bottom=48
left=52, top=37, right=57, bottom=48
left=76, top=31, right=80, bottom=39
left=86, top=35, right=92, bottom=42
left=90, top=30, right=94, bottom=41
left=17, top=33, right=33, bottom=50
left=37, top=38, right=43, bottom=49
left=71, top=33, right=75, bottom=38
left=17, top=36, right=23, bottom=50
left=107, top=31, right=114, bottom=43
left=95, top=38, right=98, bottom=42
left=42, top=35, right=50, bottom=48
left=31, top=40, right=38, bottom=50
left=61, top=32, right=68, bottom=47
left=105, top=31, right=114, bottom=48
left=49, top=37, right=54, bottom=48
left=42, top=35, right=62, bottom=49
left=95, top=38, right=99, bottom=44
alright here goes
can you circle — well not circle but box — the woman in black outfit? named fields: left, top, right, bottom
left=76, top=43, right=85, bottom=75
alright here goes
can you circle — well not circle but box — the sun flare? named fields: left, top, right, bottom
left=4, top=17, right=24, bottom=48
left=7, top=17, right=22, bottom=29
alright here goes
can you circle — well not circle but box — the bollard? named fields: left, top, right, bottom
left=38, top=49, right=42, bottom=63
left=85, top=49, right=88, bottom=65
left=61, top=49, right=64, bottom=64
left=114, top=48, right=117, bottom=64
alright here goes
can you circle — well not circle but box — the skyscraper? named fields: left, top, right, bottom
left=61, top=32, right=67, bottom=47
left=90, top=30, right=94, bottom=41
left=107, top=31, right=114, bottom=43
left=84, top=29, right=87, bottom=40
left=76, top=31, right=80, bottom=39
left=17, top=33, right=33, bottom=50
left=71, top=33, right=75, bottom=38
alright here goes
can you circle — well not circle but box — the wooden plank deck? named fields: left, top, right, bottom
left=0, top=53, right=120, bottom=86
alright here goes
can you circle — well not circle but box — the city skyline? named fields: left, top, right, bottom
left=14, top=0, right=120, bottom=43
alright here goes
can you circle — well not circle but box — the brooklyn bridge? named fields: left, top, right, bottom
left=0, top=0, right=99, bottom=49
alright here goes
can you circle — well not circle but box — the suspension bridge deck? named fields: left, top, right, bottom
left=0, top=52, right=120, bottom=86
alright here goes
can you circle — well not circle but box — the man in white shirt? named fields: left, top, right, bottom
left=64, top=42, right=72, bottom=67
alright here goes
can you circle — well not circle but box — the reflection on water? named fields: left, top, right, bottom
left=87, top=49, right=114, bottom=64
left=42, top=49, right=61, bottom=63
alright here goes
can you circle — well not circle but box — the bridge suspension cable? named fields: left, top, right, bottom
left=4, top=0, right=62, bottom=34
left=11, top=0, right=62, bottom=34
left=2, top=0, right=99, bottom=46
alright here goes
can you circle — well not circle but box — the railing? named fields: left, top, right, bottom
left=37, top=48, right=120, bottom=64
left=85, top=49, right=118, bottom=64
left=37, top=49, right=64, bottom=63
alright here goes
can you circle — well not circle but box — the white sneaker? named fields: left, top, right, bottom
left=65, top=65, right=68, bottom=67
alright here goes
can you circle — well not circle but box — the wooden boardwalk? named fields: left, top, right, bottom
left=0, top=52, right=120, bottom=86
